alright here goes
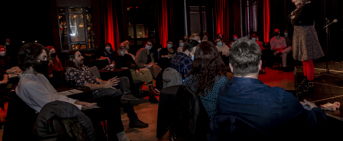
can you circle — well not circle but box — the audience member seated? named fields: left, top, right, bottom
left=202, top=32, right=209, bottom=42
left=183, top=35, right=189, bottom=41
left=270, top=28, right=292, bottom=72
left=215, top=38, right=230, bottom=57
left=15, top=43, right=130, bottom=141
left=4, top=38, right=18, bottom=65
left=210, top=37, right=326, bottom=140
left=170, top=40, right=198, bottom=77
left=184, top=41, right=230, bottom=120
left=177, top=39, right=184, bottom=53
left=64, top=50, right=149, bottom=129
left=114, top=43, right=159, bottom=103
left=120, top=40, right=135, bottom=60
left=99, top=43, right=117, bottom=64
left=45, top=46, right=65, bottom=86
left=183, top=33, right=200, bottom=57
left=135, top=40, right=163, bottom=90
left=158, top=40, right=176, bottom=70
left=252, top=34, right=266, bottom=74
left=228, top=35, right=238, bottom=48
left=0, top=45, right=13, bottom=90
left=0, top=45, right=13, bottom=71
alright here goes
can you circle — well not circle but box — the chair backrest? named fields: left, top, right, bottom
left=207, top=114, right=269, bottom=140
left=162, top=67, right=182, bottom=88
left=170, top=85, right=210, bottom=141
left=2, top=92, right=38, bottom=141
left=89, top=66, right=101, bottom=79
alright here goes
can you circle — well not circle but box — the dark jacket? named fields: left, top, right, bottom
left=33, top=101, right=96, bottom=141
left=170, top=86, right=210, bottom=141
left=214, top=77, right=326, bottom=140
left=288, top=2, right=314, bottom=26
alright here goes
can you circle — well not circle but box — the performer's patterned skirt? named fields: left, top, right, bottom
left=292, top=25, right=325, bottom=61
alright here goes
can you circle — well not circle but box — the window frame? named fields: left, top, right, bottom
left=58, top=6, right=93, bottom=51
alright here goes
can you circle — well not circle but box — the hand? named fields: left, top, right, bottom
left=300, top=99, right=318, bottom=109
left=0, top=74, right=9, bottom=84
left=80, top=102, right=100, bottom=110
left=49, top=74, right=53, bottom=78
left=157, top=48, right=162, bottom=52
left=104, top=77, right=119, bottom=88
left=291, top=11, right=295, bottom=15
left=135, top=69, right=140, bottom=74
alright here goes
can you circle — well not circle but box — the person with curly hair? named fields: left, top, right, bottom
left=184, top=41, right=230, bottom=120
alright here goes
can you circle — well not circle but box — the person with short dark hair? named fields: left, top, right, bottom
left=212, top=37, right=326, bottom=140
left=185, top=41, right=230, bottom=120
left=170, top=39, right=199, bottom=76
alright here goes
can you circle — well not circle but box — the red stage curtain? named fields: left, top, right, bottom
left=214, top=0, right=230, bottom=40
left=102, top=0, right=121, bottom=51
left=263, top=0, right=270, bottom=43
left=157, top=0, right=168, bottom=48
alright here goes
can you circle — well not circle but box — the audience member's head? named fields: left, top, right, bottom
left=179, top=39, right=184, bottom=47
left=186, top=41, right=226, bottom=96
left=183, top=39, right=199, bottom=56
left=45, top=46, right=58, bottom=60
left=144, top=41, right=153, bottom=51
left=183, top=35, right=189, bottom=41
left=5, top=38, right=10, bottom=45
left=202, top=33, right=209, bottom=41
left=232, top=35, right=238, bottom=41
left=18, top=43, right=48, bottom=73
left=167, top=40, right=173, bottom=49
left=217, top=33, right=223, bottom=39
left=229, top=37, right=261, bottom=77
left=190, top=33, right=200, bottom=42
left=105, top=43, right=114, bottom=52
left=0, top=45, right=5, bottom=57
left=274, top=29, right=281, bottom=37
left=215, top=38, right=224, bottom=46
left=251, top=33, right=257, bottom=41
left=284, top=30, right=289, bottom=37
left=65, top=50, right=84, bottom=69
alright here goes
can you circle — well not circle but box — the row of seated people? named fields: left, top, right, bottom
left=159, top=37, right=326, bottom=140
left=2, top=43, right=155, bottom=141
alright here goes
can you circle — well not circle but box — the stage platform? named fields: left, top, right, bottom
left=294, top=61, right=343, bottom=140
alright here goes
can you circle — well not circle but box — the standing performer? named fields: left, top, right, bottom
left=288, top=0, right=324, bottom=91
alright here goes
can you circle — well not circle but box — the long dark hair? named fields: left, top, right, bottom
left=186, top=41, right=226, bottom=97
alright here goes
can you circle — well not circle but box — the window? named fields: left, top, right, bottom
left=127, top=6, right=156, bottom=48
left=188, top=6, right=207, bottom=35
left=58, top=7, right=94, bottom=51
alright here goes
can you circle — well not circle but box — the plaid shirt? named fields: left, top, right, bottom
left=170, top=52, right=192, bottom=75
left=65, top=66, right=100, bottom=86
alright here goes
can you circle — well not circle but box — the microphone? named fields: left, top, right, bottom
left=324, top=19, right=338, bottom=28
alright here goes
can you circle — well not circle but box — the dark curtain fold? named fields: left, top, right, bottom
left=214, top=0, right=230, bottom=40
left=168, top=0, right=174, bottom=42
left=100, top=0, right=121, bottom=51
